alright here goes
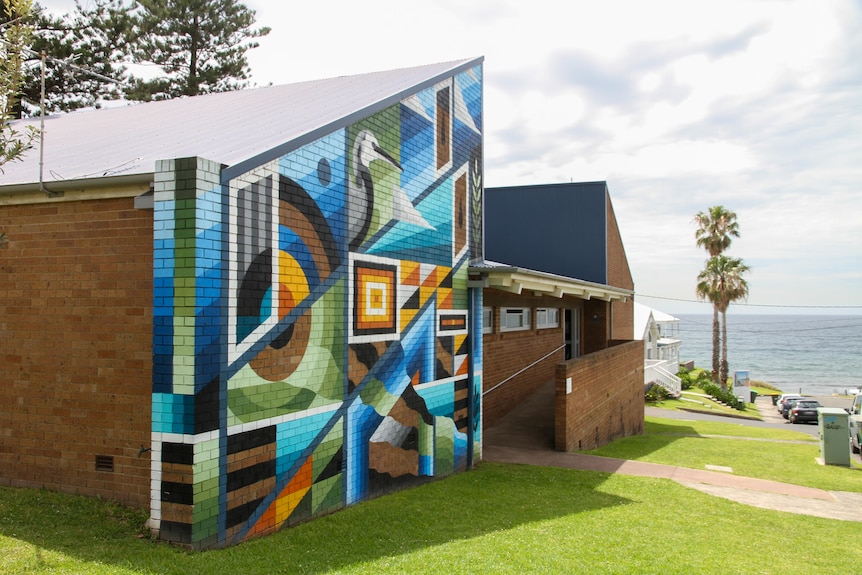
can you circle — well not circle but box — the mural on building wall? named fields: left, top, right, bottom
left=151, top=66, right=483, bottom=548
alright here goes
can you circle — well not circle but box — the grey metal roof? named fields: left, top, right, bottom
left=1, top=57, right=482, bottom=190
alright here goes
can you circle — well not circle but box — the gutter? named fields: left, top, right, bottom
left=0, top=173, right=154, bottom=206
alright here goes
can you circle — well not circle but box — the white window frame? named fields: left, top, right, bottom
left=536, top=307, right=559, bottom=329
left=501, top=307, right=531, bottom=332
left=482, top=307, right=494, bottom=334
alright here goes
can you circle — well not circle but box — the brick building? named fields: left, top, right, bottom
left=1, top=61, right=643, bottom=550
left=1, top=58, right=485, bottom=549
left=476, top=182, right=643, bottom=451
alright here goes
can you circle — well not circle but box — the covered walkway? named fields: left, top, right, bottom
left=483, top=379, right=556, bottom=451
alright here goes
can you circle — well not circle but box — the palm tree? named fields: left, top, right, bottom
left=696, top=256, right=750, bottom=390
left=694, top=205, right=740, bottom=257
left=693, top=205, right=740, bottom=382
left=695, top=273, right=722, bottom=385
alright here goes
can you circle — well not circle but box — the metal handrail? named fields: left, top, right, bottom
left=482, top=344, right=566, bottom=397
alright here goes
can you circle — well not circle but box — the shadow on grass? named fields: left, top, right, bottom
left=642, top=419, right=707, bottom=437
left=0, top=463, right=631, bottom=574
left=482, top=378, right=703, bottom=477
left=484, top=419, right=705, bottom=480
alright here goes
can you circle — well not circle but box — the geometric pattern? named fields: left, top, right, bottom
left=151, top=65, right=484, bottom=549
left=353, top=260, right=397, bottom=337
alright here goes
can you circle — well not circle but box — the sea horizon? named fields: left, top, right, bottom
left=673, top=313, right=862, bottom=396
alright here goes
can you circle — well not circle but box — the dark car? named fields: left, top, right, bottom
left=781, top=398, right=802, bottom=419
left=777, top=394, right=804, bottom=414
left=789, top=400, right=821, bottom=424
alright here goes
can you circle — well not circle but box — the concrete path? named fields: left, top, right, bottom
left=482, top=385, right=862, bottom=522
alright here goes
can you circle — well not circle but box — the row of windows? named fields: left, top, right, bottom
left=482, top=306, right=559, bottom=334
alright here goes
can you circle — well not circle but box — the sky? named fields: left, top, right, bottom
left=39, top=0, right=862, bottom=315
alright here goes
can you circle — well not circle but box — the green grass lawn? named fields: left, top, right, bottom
left=646, top=416, right=817, bottom=441
left=3, top=415, right=861, bottom=574
left=751, top=384, right=780, bottom=396
left=2, top=462, right=861, bottom=575
left=585, top=416, right=862, bottom=492
left=648, top=386, right=762, bottom=419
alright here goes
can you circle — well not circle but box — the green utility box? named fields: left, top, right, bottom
left=818, top=408, right=850, bottom=467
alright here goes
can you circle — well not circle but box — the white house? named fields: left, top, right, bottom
left=634, top=302, right=682, bottom=396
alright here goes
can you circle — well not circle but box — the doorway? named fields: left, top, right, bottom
left=564, top=308, right=580, bottom=361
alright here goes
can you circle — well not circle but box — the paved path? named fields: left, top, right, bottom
left=483, top=386, right=862, bottom=522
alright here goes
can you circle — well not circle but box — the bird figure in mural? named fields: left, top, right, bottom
left=348, top=130, right=433, bottom=251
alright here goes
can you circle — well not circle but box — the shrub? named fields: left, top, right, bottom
left=677, top=368, right=693, bottom=391
left=645, top=383, right=670, bottom=402
left=695, top=370, right=714, bottom=388
left=700, top=381, right=745, bottom=410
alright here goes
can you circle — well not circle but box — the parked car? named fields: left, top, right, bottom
left=788, top=400, right=821, bottom=424
left=781, top=398, right=803, bottom=419
left=849, top=393, right=862, bottom=454
left=776, top=394, right=804, bottom=414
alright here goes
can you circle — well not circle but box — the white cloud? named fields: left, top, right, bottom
left=35, top=0, right=862, bottom=314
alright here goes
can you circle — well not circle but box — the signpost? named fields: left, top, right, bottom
left=734, top=370, right=751, bottom=403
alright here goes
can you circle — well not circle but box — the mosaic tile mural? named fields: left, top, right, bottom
left=151, top=66, right=483, bottom=548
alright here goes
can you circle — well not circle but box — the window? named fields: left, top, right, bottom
left=482, top=307, right=494, bottom=334
left=501, top=307, right=530, bottom=332
left=536, top=308, right=559, bottom=329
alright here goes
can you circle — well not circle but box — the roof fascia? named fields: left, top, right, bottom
left=0, top=173, right=153, bottom=206
left=221, top=57, right=484, bottom=183
left=475, top=266, right=631, bottom=303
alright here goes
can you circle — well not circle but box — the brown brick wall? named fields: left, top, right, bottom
left=605, top=194, right=633, bottom=291
left=482, top=289, right=573, bottom=427
left=554, top=340, right=644, bottom=451
left=482, top=289, right=605, bottom=427
left=0, top=197, right=153, bottom=507
left=605, top=194, right=634, bottom=340
left=582, top=300, right=608, bottom=355
left=611, top=299, right=634, bottom=342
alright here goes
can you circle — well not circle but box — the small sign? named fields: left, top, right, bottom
left=734, top=370, right=751, bottom=403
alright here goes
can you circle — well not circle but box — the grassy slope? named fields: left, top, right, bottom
left=3, top=417, right=860, bottom=574
left=2, top=458, right=861, bottom=574
left=586, top=417, right=862, bottom=491
left=649, top=386, right=762, bottom=418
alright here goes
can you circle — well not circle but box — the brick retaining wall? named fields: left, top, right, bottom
left=554, top=340, right=644, bottom=451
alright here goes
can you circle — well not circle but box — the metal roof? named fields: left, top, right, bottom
left=1, top=57, right=482, bottom=191
left=634, top=302, right=654, bottom=340
left=634, top=302, right=679, bottom=341
left=470, top=261, right=631, bottom=303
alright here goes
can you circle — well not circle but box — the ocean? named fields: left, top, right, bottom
left=675, top=314, right=862, bottom=396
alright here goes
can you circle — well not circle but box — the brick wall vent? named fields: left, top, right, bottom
left=95, top=455, right=115, bottom=473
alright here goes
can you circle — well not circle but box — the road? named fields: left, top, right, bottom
left=646, top=395, right=853, bottom=438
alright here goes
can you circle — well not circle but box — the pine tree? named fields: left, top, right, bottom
left=2, top=1, right=130, bottom=118
left=7, top=0, right=270, bottom=115
left=1, top=0, right=39, bottom=169
left=125, top=0, right=270, bottom=100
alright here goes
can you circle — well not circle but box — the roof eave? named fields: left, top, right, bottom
left=470, top=264, right=632, bottom=303
left=0, top=172, right=154, bottom=205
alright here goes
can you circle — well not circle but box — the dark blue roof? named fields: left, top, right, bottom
left=484, top=181, right=610, bottom=284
